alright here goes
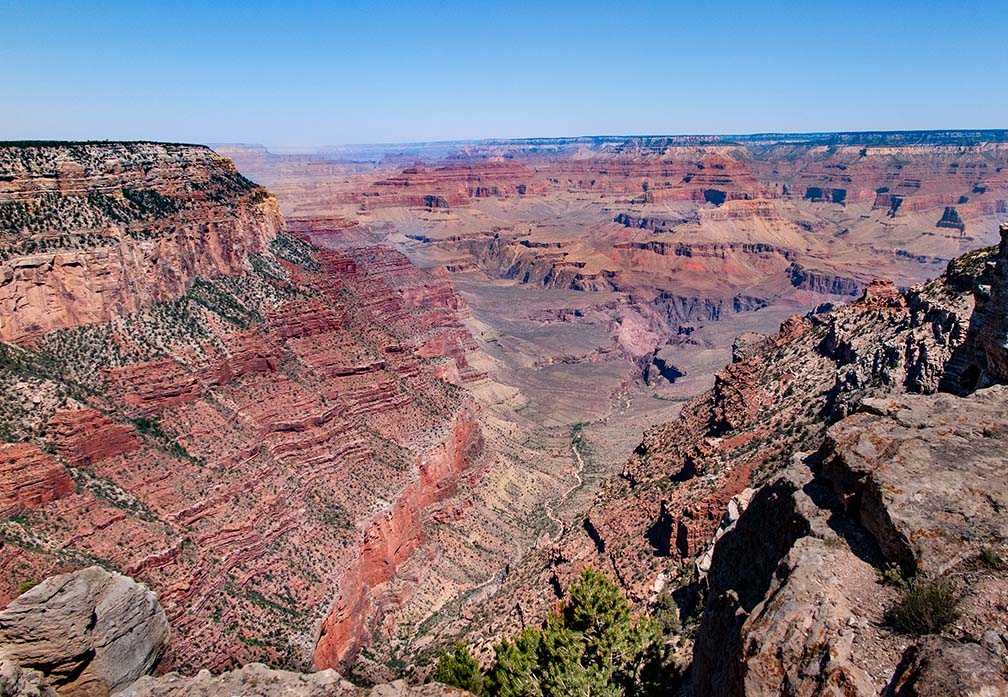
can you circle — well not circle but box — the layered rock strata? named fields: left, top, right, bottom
left=0, top=144, right=487, bottom=676
left=0, top=143, right=282, bottom=343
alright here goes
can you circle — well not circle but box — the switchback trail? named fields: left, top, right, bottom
left=544, top=435, right=587, bottom=541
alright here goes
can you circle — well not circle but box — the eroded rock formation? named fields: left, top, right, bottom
left=0, top=143, right=282, bottom=343
left=943, top=223, right=1008, bottom=391
left=0, top=566, right=169, bottom=697
left=0, top=144, right=488, bottom=676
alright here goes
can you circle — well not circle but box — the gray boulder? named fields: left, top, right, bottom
left=0, top=566, right=168, bottom=697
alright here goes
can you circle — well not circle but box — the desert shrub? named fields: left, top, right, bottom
left=433, top=643, right=485, bottom=695
left=978, top=548, right=1005, bottom=570
left=651, top=587, right=680, bottom=636
left=885, top=576, right=960, bottom=635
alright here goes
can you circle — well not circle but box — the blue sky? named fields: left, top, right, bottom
left=2, top=0, right=1005, bottom=145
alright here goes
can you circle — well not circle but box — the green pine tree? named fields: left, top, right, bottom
left=433, top=643, right=485, bottom=695
left=488, top=627, right=543, bottom=697
left=433, top=568, right=671, bottom=696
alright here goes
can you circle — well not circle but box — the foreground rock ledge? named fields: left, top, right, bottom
left=117, top=663, right=469, bottom=697
left=692, top=385, right=1008, bottom=696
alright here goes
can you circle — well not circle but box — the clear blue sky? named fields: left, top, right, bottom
left=2, top=0, right=1005, bottom=145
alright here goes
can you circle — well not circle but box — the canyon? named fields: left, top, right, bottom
left=2, top=135, right=1007, bottom=695
left=0, top=143, right=511, bottom=679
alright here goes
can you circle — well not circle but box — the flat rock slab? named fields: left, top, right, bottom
left=822, top=385, right=1008, bottom=574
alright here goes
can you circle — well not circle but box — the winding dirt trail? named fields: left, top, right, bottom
left=460, top=430, right=590, bottom=614
left=544, top=436, right=587, bottom=540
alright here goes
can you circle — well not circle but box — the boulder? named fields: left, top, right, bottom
left=888, top=637, right=1008, bottom=696
left=0, top=658, right=58, bottom=697
left=0, top=567, right=168, bottom=697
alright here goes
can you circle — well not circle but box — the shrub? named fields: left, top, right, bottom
left=978, top=548, right=1005, bottom=570
left=433, top=643, right=485, bottom=695
left=885, top=576, right=960, bottom=635
left=434, top=567, right=667, bottom=697
left=651, top=587, right=680, bottom=636
left=876, top=563, right=907, bottom=587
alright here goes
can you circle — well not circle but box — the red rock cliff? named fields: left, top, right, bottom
left=0, top=143, right=488, bottom=674
left=0, top=142, right=283, bottom=343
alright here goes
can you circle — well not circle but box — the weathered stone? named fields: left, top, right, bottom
left=0, top=567, right=168, bottom=697
left=942, top=223, right=1008, bottom=393
left=888, top=637, right=1008, bottom=696
left=0, top=658, right=58, bottom=697
left=741, top=538, right=876, bottom=697
left=821, top=386, right=1008, bottom=574
left=116, top=663, right=468, bottom=697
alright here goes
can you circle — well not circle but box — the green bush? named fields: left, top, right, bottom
left=651, top=587, right=680, bottom=636
left=978, top=548, right=1005, bottom=570
left=434, top=567, right=667, bottom=697
left=885, top=576, right=960, bottom=635
left=433, top=643, right=485, bottom=695
left=876, top=563, right=907, bottom=587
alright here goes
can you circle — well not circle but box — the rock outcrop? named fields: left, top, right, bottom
left=0, top=143, right=283, bottom=343
left=942, top=222, right=1008, bottom=391
left=0, top=443, right=74, bottom=517
left=693, top=386, right=1008, bottom=696
left=686, top=224, right=1008, bottom=695
left=0, top=566, right=169, bottom=697
left=118, top=664, right=468, bottom=697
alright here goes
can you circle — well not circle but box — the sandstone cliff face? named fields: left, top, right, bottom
left=0, top=443, right=74, bottom=517
left=0, top=144, right=487, bottom=676
left=364, top=162, right=543, bottom=209
left=0, top=143, right=283, bottom=343
left=942, top=223, right=1008, bottom=391
left=0, top=566, right=169, bottom=697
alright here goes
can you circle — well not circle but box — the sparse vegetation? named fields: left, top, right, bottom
left=877, top=562, right=907, bottom=587
left=978, top=548, right=1005, bottom=570
left=570, top=421, right=590, bottom=458
left=651, top=587, right=680, bottom=636
left=885, top=575, right=960, bottom=635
